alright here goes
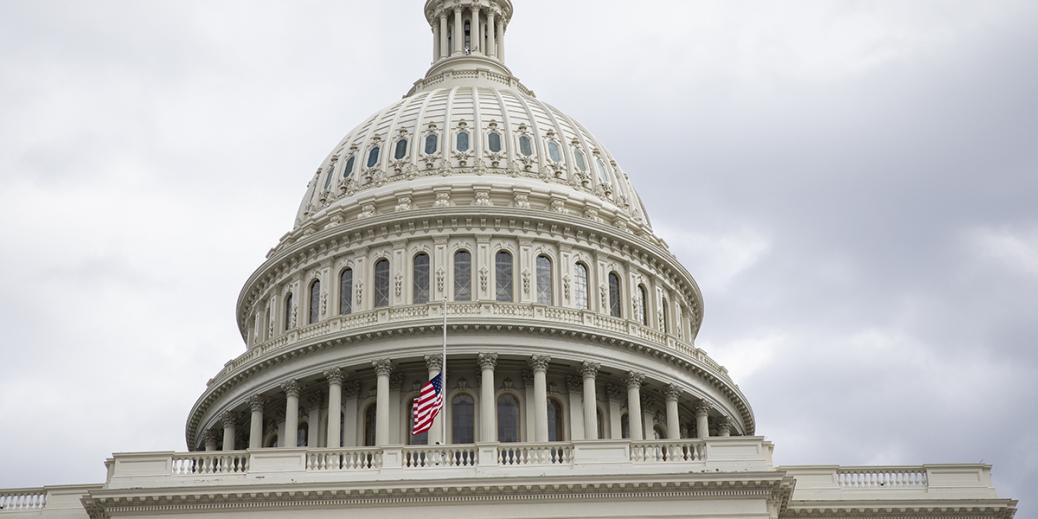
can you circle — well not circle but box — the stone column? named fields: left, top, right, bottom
left=283, top=381, right=301, bottom=448
left=718, top=417, right=732, bottom=437
left=221, top=412, right=237, bottom=451
left=432, top=23, right=440, bottom=62
left=438, top=14, right=449, bottom=59
left=486, top=11, right=497, bottom=58
left=497, top=21, right=505, bottom=61
left=325, top=368, right=344, bottom=448
left=425, top=354, right=444, bottom=445
left=249, top=396, right=264, bottom=449
left=581, top=362, right=600, bottom=440
left=478, top=353, right=498, bottom=442
left=626, top=372, right=644, bottom=441
left=695, top=402, right=711, bottom=440
left=470, top=5, right=481, bottom=53
left=606, top=384, right=624, bottom=440
left=204, top=430, right=218, bottom=452
left=452, top=7, right=464, bottom=55
left=373, top=359, right=393, bottom=446
left=665, top=384, right=681, bottom=440
left=530, top=355, right=551, bottom=442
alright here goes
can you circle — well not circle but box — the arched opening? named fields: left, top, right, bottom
left=497, top=394, right=521, bottom=443
left=620, top=413, right=630, bottom=439
left=608, top=273, right=622, bottom=318
left=374, top=259, right=391, bottom=308
left=283, top=292, right=294, bottom=331
left=413, top=253, right=430, bottom=304
left=339, top=268, right=353, bottom=315
left=363, top=404, right=377, bottom=447
left=536, top=255, right=553, bottom=305
left=409, top=401, right=428, bottom=445
left=661, top=296, right=671, bottom=333
left=574, top=262, right=590, bottom=310
left=308, top=279, right=321, bottom=325
left=454, top=250, right=472, bottom=301
left=298, top=421, right=309, bottom=447
left=451, top=394, right=475, bottom=444
left=547, top=398, right=565, bottom=442
left=495, top=251, right=513, bottom=302
left=597, top=407, right=606, bottom=440
left=637, top=284, right=649, bottom=326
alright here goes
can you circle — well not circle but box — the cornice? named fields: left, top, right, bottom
left=783, top=499, right=1018, bottom=519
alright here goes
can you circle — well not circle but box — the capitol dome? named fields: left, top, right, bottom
left=186, top=0, right=753, bottom=455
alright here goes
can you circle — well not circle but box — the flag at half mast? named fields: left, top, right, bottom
left=411, top=372, right=443, bottom=435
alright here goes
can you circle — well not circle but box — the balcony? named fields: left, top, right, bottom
left=782, top=464, right=1003, bottom=501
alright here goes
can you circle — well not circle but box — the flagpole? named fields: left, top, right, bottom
left=441, top=297, right=447, bottom=445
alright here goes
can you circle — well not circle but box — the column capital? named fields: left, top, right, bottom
left=281, top=380, right=301, bottom=398
left=249, top=395, right=265, bottom=413
left=664, top=384, right=681, bottom=402
left=424, top=354, right=444, bottom=372
left=324, top=368, right=344, bottom=385
left=372, top=359, right=393, bottom=377
left=477, top=352, right=499, bottom=370
left=221, top=412, right=237, bottom=429
left=343, top=380, right=361, bottom=397
left=389, top=372, right=405, bottom=389
left=565, top=374, right=583, bottom=393
left=605, top=383, right=625, bottom=401
left=529, top=355, right=551, bottom=373
left=205, top=429, right=219, bottom=442
left=521, top=369, right=534, bottom=386
left=580, top=361, right=600, bottom=379
left=694, top=401, right=712, bottom=417
left=626, top=371, right=645, bottom=389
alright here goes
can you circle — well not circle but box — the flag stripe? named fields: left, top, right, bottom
left=412, top=373, right=443, bottom=436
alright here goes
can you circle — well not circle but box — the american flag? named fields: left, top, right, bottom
left=412, top=373, right=444, bottom=435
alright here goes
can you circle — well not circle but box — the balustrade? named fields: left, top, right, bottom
left=630, top=440, right=704, bottom=463
left=403, top=446, right=478, bottom=468
left=305, top=448, right=382, bottom=471
left=836, top=468, right=928, bottom=488
left=0, top=489, right=46, bottom=512
left=496, top=443, right=573, bottom=466
left=171, top=452, right=249, bottom=475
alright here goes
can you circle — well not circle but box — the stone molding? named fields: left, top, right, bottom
left=477, top=352, right=498, bottom=370
left=372, top=359, right=393, bottom=377
left=528, top=355, right=551, bottom=373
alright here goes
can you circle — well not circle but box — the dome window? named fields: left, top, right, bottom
left=339, top=268, right=353, bottom=315
left=488, top=131, right=503, bottom=153
left=457, top=130, right=471, bottom=152
left=454, top=250, right=472, bottom=301
left=547, top=140, right=563, bottom=163
left=497, top=394, right=521, bottom=443
left=495, top=250, right=514, bottom=302
left=343, top=155, right=356, bottom=178
left=308, top=279, right=321, bottom=325
left=367, top=146, right=381, bottom=168
left=574, top=262, right=590, bottom=310
left=595, top=157, right=611, bottom=185
left=608, top=272, right=622, bottom=318
left=413, top=253, right=430, bottom=304
left=374, top=259, right=391, bottom=308
left=322, top=166, right=334, bottom=191
left=573, top=148, right=588, bottom=172
left=394, top=138, right=409, bottom=160
left=424, top=133, right=439, bottom=155
left=518, top=135, right=534, bottom=157
left=536, top=255, right=553, bottom=305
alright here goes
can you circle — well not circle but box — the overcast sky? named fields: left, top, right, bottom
left=1, top=0, right=1035, bottom=511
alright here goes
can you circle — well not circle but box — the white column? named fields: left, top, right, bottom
left=452, top=7, right=464, bottom=55
left=249, top=396, right=264, bottom=449
left=606, top=384, right=624, bottom=440
left=283, top=381, right=301, bottom=448
left=478, top=353, right=498, bottom=442
left=432, top=24, right=440, bottom=62
left=373, top=359, right=392, bottom=446
left=204, top=430, right=218, bottom=452
left=222, top=413, right=237, bottom=451
left=439, top=14, right=449, bottom=59
left=530, top=355, right=551, bottom=442
left=342, top=381, right=360, bottom=447
left=665, top=385, right=681, bottom=440
left=497, top=21, right=505, bottom=61
left=470, top=5, right=481, bottom=53
left=626, top=372, right=644, bottom=441
left=486, top=12, right=497, bottom=58
left=325, top=368, right=343, bottom=448
left=695, top=402, right=711, bottom=440
left=581, top=362, right=600, bottom=440
left=425, top=354, right=444, bottom=445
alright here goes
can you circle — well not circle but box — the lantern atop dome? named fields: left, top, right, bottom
left=418, top=0, right=517, bottom=89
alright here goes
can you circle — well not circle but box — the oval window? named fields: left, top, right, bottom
left=595, top=157, right=611, bottom=185
left=425, top=134, right=438, bottom=155
left=488, top=131, right=502, bottom=153
left=457, top=131, right=470, bottom=152
left=367, top=146, right=381, bottom=168
left=394, top=138, right=408, bottom=160
left=574, top=148, right=588, bottom=172
left=343, top=156, right=356, bottom=178
left=547, top=140, right=562, bottom=163
left=519, top=135, right=534, bottom=157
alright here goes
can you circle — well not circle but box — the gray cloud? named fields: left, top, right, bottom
left=0, top=0, right=1034, bottom=511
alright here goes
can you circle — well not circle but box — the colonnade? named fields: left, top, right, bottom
left=432, top=3, right=506, bottom=62
left=204, top=354, right=731, bottom=452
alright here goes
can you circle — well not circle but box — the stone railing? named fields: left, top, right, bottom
left=217, top=302, right=732, bottom=387
left=0, top=485, right=102, bottom=515
left=781, top=464, right=1000, bottom=501
left=0, top=489, right=45, bottom=512
left=104, top=438, right=773, bottom=489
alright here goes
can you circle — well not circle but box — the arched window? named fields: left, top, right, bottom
left=374, top=259, right=391, bottom=308
left=497, top=394, right=521, bottom=443
left=574, top=262, right=590, bottom=310
left=322, top=166, right=334, bottom=191
left=456, top=130, right=470, bottom=152
left=608, top=273, right=622, bottom=318
left=366, top=145, right=381, bottom=168
left=488, top=131, right=503, bottom=153
left=454, top=250, right=472, bottom=301
left=536, top=255, right=553, bottom=305
left=424, top=133, right=438, bottom=155
left=298, top=422, right=309, bottom=447
left=308, top=279, right=321, bottom=325
left=595, top=157, right=611, bottom=185
left=451, top=394, right=475, bottom=444
left=573, top=147, right=588, bottom=172
left=547, top=398, right=565, bottom=442
left=518, top=135, right=534, bottom=157
left=637, top=284, right=650, bottom=326
left=620, top=413, right=630, bottom=439
left=495, top=251, right=514, bottom=302
left=283, top=292, right=294, bottom=331
left=394, top=138, right=408, bottom=160
left=409, top=402, right=428, bottom=445
left=363, top=404, right=377, bottom=447
left=661, top=296, right=671, bottom=333
left=343, top=155, right=356, bottom=179
left=339, top=268, right=353, bottom=315
left=413, top=253, right=430, bottom=304
left=547, top=140, right=563, bottom=163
